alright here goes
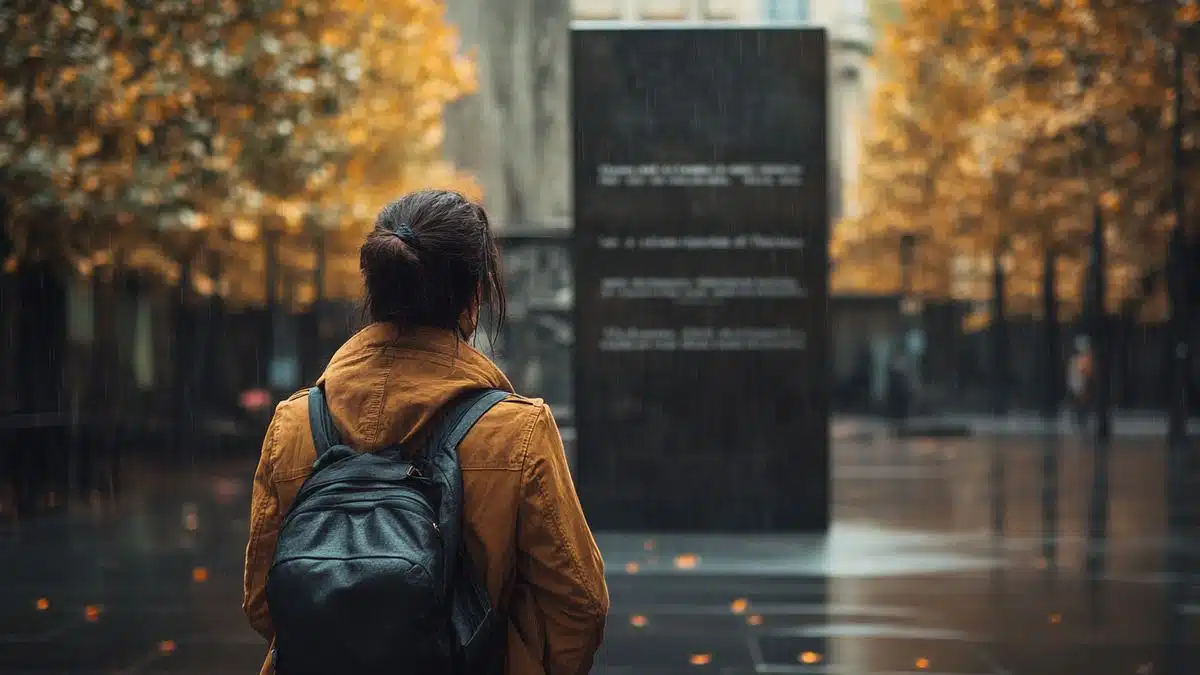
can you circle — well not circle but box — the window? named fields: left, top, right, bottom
left=702, top=0, right=739, bottom=19
left=764, top=0, right=809, bottom=21
left=572, top=0, right=622, bottom=20
left=842, top=0, right=866, bottom=20
left=639, top=0, right=689, bottom=19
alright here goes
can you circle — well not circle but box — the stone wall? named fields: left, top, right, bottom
left=441, top=0, right=571, bottom=231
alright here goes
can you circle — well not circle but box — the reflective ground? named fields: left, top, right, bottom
left=2, top=431, right=1198, bottom=674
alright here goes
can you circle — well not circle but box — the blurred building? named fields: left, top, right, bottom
left=440, top=0, right=881, bottom=412
left=439, top=0, right=877, bottom=230
left=440, top=0, right=572, bottom=233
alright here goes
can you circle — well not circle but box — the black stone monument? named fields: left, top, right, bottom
left=571, top=27, right=831, bottom=532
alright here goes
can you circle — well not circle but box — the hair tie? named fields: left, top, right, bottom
left=389, top=223, right=419, bottom=248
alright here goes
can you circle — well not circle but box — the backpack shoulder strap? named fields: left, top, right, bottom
left=440, top=389, right=510, bottom=451
left=306, top=385, right=342, bottom=460
left=423, top=388, right=509, bottom=595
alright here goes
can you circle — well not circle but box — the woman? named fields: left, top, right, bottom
left=242, top=190, right=609, bottom=674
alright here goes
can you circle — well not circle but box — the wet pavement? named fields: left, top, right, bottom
left=2, top=433, right=1198, bottom=674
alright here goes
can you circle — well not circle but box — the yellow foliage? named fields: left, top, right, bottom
left=295, top=0, right=480, bottom=301
left=223, top=0, right=482, bottom=305
left=1, top=0, right=480, bottom=307
left=836, top=0, right=1193, bottom=315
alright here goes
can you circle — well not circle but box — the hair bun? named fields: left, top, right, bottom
left=359, top=189, right=506, bottom=339
left=366, top=228, right=420, bottom=269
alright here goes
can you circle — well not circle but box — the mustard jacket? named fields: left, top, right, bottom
left=242, top=324, right=609, bottom=674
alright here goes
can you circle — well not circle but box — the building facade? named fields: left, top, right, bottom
left=440, top=0, right=876, bottom=230
left=440, top=0, right=573, bottom=233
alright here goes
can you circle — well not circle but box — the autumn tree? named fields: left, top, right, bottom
left=839, top=0, right=1199, bottom=321
left=0, top=0, right=479, bottom=307
left=981, top=0, right=1183, bottom=316
left=0, top=1, right=360, bottom=280
left=169, top=0, right=480, bottom=307
left=301, top=0, right=479, bottom=304
left=835, top=2, right=989, bottom=298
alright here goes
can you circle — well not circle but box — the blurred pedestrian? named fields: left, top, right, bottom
left=1067, top=336, right=1093, bottom=432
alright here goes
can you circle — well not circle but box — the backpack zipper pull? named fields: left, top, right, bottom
left=406, top=464, right=422, bottom=478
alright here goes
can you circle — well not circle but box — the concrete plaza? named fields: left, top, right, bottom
left=1, top=433, right=1197, bottom=674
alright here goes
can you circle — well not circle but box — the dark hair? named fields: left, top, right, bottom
left=360, top=189, right=505, bottom=343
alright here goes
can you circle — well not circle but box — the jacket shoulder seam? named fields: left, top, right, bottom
left=519, top=405, right=603, bottom=615
left=363, top=348, right=399, bottom=447
left=271, top=465, right=313, bottom=483
left=513, top=398, right=547, bottom=468
left=263, top=406, right=287, bottom=470
left=498, top=393, right=545, bottom=407
left=266, top=395, right=315, bottom=483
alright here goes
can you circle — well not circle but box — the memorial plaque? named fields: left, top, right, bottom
left=572, top=27, right=830, bottom=531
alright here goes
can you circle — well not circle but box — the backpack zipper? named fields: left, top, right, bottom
left=298, top=463, right=425, bottom=496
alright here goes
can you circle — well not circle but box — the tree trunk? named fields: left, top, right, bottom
left=0, top=200, right=16, bottom=412
left=173, top=253, right=200, bottom=456
left=992, top=246, right=1009, bottom=415
left=200, top=248, right=227, bottom=414
left=1088, top=206, right=1111, bottom=443
left=301, top=232, right=327, bottom=384
left=1041, top=246, right=1059, bottom=420
left=16, top=262, right=67, bottom=415
left=1167, top=29, right=1190, bottom=448
left=261, top=232, right=280, bottom=389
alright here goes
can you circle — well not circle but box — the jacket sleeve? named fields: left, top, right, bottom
left=243, top=412, right=283, bottom=641
left=515, top=405, right=610, bottom=675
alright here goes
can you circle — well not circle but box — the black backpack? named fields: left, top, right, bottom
left=265, top=386, right=509, bottom=675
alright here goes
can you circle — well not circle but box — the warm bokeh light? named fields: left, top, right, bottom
left=916, top=657, right=931, bottom=670
left=625, top=562, right=640, bottom=574
left=159, top=640, right=177, bottom=654
left=630, top=615, right=648, bottom=628
left=192, top=567, right=209, bottom=583
left=746, top=614, right=764, bottom=626
left=84, top=605, right=100, bottom=622
left=674, top=554, right=698, bottom=570
left=799, top=651, right=822, bottom=664
left=1049, top=613, right=1062, bottom=624
left=689, top=653, right=712, bottom=666
left=35, top=598, right=49, bottom=611
left=730, top=598, right=748, bottom=614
